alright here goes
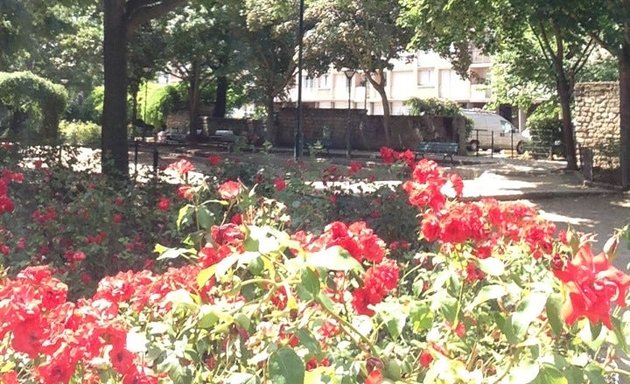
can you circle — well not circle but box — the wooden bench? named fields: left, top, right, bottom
left=415, top=142, right=459, bottom=162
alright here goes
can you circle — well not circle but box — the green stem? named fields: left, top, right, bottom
left=316, top=296, right=378, bottom=355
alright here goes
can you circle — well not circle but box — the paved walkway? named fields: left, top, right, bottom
left=166, top=144, right=615, bottom=200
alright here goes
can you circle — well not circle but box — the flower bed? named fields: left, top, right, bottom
left=0, top=145, right=629, bottom=383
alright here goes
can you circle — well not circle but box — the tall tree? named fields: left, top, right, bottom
left=102, top=0, right=185, bottom=178
left=128, top=22, right=167, bottom=127
left=158, top=0, right=247, bottom=137
left=242, top=0, right=299, bottom=144
left=401, top=0, right=593, bottom=170
left=304, top=0, right=412, bottom=145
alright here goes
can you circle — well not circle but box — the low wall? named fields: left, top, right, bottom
left=275, top=108, right=462, bottom=151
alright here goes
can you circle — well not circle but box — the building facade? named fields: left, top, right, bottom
left=285, top=50, right=525, bottom=123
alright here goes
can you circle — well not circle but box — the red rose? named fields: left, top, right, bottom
left=167, top=159, right=195, bottom=176
left=421, top=214, right=441, bottom=242
left=156, top=197, right=170, bottom=211
left=419, top=350, right=433, bottom=368
left=554, top=244, right=630, bottom=328
left=365, top=369, right=384, bottom=384
left=217, top=180, right=242, bottom=200
left=274, top=177, right=287, bottom=191
left=208, top=154, right=222, bottom=166
left=177, top=185, right=195, bottom=200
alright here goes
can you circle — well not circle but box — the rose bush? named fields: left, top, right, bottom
left=0, top=145, right=630, bottom=383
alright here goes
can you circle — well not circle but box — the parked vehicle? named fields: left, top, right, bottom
left=463, top=110, right=529, bottom=154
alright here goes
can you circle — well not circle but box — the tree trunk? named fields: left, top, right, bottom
left=372, top=83, right=391, bottom=147
left=102, top=0, right=129, bottom=178
left=556, top=74, right=578, bottom=170
left=265, top=94, right=277, bottom=145
left=620, top=26, right=630, bottom=188
left=367, top=71, right=391, bottom=146
left=213, top=75, right=228, bottom=118
left=188, top=61, right=201, bottom=139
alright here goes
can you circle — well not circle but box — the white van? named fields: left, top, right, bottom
left=463, top=110, right=529, bottom=154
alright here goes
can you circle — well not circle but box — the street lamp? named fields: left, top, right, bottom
left=343, top=69, right=355, bottom=159
left=295, top=0, right=305, bottom=160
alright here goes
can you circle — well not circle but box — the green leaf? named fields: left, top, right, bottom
left=584, top=365, right=606, bottom=384
left=155, top=245, right=191, bottom=261
left=611, top=316, right=630, bottom=353
left=244, top=236, right=260, bottom=252
left=477, top=257, right=505, bottom=276
left=198, top=305, right=234, bottom=329
left=511, top=291, right=549, bottom=339
left=268, top=348, right=305, bottom=384
left=196, top=205, right=215, bottom=230
left=507, top=360, right=539, bottom=384
left=296, top=329, right=321, bottom=357
left=197, top=307, right=220, bottom=329
left=545, top=293, right=564, bottom=337
left=297, top=268, right=320, bottom=301
left=317, top=292, right=336, bottom=313
left=536, top=364, right=568, bottom=384
left=197, top=265, right=216, bottom=289
left=306, top=246, right=363, bottom=272
left=410, top=302, right=433, bottom=332
left=177, top=204, right=194, bottom=229
left=374, top=302, right=408, bottom=339
left=465, top=284, right=507, bottom=311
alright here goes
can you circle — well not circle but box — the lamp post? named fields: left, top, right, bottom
left=294, top=0, right=305, bottom=160
left=343, top=69, right=355, bottom=159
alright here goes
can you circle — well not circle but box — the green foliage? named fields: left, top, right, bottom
left=404, top=97, right=463, bottom=118
left=577, top=54, right=618, bottom=82
left=143, top=83, right=184, bottom=128
left=0, top=71, right=68, bottom=141
left=526, top=103, right=562, bottom=148
left=59, top=120, right=101, bottom=147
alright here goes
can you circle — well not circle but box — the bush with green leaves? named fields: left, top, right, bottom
left=0, top=71, right=68, bottom=141
left=59, top=120, right=101, bottom=147
left=405, top=97, right=463, bottom=118
left=526, top=103, right=563, bottom=152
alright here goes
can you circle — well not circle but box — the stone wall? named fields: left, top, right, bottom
left=574, top=82, right=620, bottom=169
left=275, top=108, right=461, bottom=151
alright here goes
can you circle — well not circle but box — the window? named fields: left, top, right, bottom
left=417, top=69, right=434, bottom=86
left=304, top=77, right=315, bottom=89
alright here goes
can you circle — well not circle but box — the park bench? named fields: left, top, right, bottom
left=207, top=129, right=236, bottom=152
left=415, top=141, right=459, bottom=163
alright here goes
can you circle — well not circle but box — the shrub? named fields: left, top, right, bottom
left=0, top=71, right=68, bottom=141
left=1, top=148, right=630, bottom=383
left=405, top=97, right=462, bottom=117
left=405, top=97, right=472, bottom=139
left=59, top=120, right=101, bottom=147
left=526, top=103, right=562, bottom=150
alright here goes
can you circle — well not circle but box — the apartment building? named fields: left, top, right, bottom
left=286, top=50, right=526, bottom=127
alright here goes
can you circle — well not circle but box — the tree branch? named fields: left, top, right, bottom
left=572, top=38, right=595, bottom=75
left=127, top=0, right=187, bottom=33
left=530, top=23, right=554, bottom=68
